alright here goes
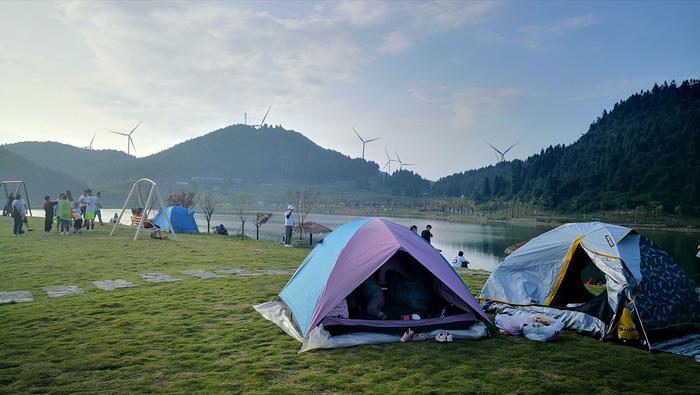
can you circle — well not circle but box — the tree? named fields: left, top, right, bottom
left=292, top=187, right=319, bottom=240
left=253, top=213, right=273, bottom=240
left=238, top=208, right=247, bottom=240
left=168, top=190, right=196, bottom=208
left=197, top=192, right=215, bottom=234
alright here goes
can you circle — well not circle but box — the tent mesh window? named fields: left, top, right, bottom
left=550, top=247, right=613, bottom=323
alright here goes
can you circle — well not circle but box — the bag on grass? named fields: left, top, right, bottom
left=495, top=313, right=532, bottom=336
left=522, top=314, right=565, bottom=342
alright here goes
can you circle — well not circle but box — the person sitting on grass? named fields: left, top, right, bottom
left=111, top=213, right=119, bottom=224
left=451, top=251, right=470, bottom=268
left=214, top=224, right=229, bottom=236
left=72, top=203, right=83, bottom=234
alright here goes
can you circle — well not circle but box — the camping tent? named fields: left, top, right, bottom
left=480, top=222, right=700, bottom=346
left=255, top=217, right=490, bottom=351
left=153, top=206, right=199, bottom=234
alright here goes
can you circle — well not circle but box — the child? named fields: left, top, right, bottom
left=83, top=189, right=96, bottom=231
left=58, top=193, right=72, bottom=235
left=43, top=195, right=54, bottom=234
left=451, top=251, right=469, bottom=268
left=72, top=202, right=83, bottom=234
left=111, top=213, right=119, bottom=224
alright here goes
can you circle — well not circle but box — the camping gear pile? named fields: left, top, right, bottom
left=255, top=217, right=490, bottom=351
left=495, top=313, right=565, bottom=342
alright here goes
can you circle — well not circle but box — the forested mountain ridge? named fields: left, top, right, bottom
left=0, top=147, right=87, bottom=204
left=433, top=79, right=700, bottom=213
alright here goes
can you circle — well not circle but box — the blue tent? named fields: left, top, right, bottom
left=153, top=206, right=199, bottom=234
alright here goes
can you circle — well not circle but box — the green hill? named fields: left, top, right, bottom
left=432, top=79, right=700, bottom=214
left=0, top=146, right=87, bottom=207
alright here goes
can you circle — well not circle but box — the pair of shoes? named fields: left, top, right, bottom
left=435, top=332, right=454, bottom=343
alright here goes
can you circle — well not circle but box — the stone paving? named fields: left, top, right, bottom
left=2, top=267, right=296, bottom=305
left=42, top=285, right=85, bottom=298
left=0, top=290, right=34, bottom=304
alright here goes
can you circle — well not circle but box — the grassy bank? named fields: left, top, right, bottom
left=0, top=217, right=697, bottom=394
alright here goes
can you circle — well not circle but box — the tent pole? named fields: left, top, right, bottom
left=110, top=180, right=139, bottom=237
left=154, top=185, right=176, bottom=240
left=135, top=184, right=155, bottom=241
left=632, top=299, right=652, bottom=351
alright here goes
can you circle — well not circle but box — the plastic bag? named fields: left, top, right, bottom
left=495, top=313, right=531, bottom=336
left=522, top=314, right=565, bottom=342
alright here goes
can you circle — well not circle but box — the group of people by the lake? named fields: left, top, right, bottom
left=409, top=223, right=469, bottom=269
left=4, top=189, right=105, bottom=236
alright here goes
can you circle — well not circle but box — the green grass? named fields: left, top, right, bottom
left=0, top=217, right=697, bottom=394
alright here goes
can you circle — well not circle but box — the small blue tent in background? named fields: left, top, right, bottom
left=153, top=206, right=199, bottom=234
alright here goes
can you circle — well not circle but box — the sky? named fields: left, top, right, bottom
left=1, top=0, right=698, bottom=180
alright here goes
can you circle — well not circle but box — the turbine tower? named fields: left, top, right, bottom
left=109, top=121, right=141, bottom=156
left=353, top=127, right=380, bottom=160
left=487, top=141, right=518, bottom=162
left=383, top=147, right=397, bottom=173
left=394, top=150, right=415, bottom=170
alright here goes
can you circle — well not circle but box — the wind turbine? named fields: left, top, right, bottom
left=109, top=121, right=141, bottom=156
left=353, top=127, right=380, bottom=160
left=82, top=133, right=96, bottom=150
left=394, top=150, right=415, bottom=170
left=487, top=141, right=518, bottom=162
left=383, top=147, right=397, bottom=173
left=253, top=106, right=271, bottom=129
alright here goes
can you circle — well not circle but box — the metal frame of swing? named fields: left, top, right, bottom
left=109, top=178, right=177, bottom=241
left=1, top=180, right=33, bottom=217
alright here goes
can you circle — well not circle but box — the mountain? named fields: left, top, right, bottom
left=96, top=124, right=381, bottom=185
left=4, top=141, right=133, bottom=184
left=433, top=79, right=700, bottom=213
left=0, top=147, right=87, bottom=206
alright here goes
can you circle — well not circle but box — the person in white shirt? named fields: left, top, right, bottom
left=451, top=251, right=469, bottom=268
left=283, top=205, right=295, bottom=247
left=83, top=189, right=97, bottom=231
left=11, top=193, right=27, bottom=236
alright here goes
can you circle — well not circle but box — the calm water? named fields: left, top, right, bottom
left=89, top=209, right=698, bottom=277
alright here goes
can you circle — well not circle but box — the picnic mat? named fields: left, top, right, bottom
left=652, top=333, right=700, bottom=357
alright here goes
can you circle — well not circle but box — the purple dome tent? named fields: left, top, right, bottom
left=255, top=217, right=490, bottom=351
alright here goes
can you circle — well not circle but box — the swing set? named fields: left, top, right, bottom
left=109, top=178, right=176, bottom=241
left=1, top=180, right=32, bottom=216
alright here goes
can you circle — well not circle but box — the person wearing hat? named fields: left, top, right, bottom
left=284, top=205, right=295, bottom=247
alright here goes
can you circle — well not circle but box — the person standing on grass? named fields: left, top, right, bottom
left=421, top=224, right=433, bottom=244
left=43, top=195, right=55, bottom=234
left=11, top=193, right=27, bottom=236
left=58, top=193, right=72, bottom=235
left=95, top=192, right=103, bottom=225
left=83, top=189, right=97, bottom=231
left=3, top=192, right=14, bottom=216
left=283, top=205, right=295, bottom=247
left=72, top=202, right=83, bottom=234
left=78, top=189, right=87, bottom=218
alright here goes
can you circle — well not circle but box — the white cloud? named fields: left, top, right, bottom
left=521, top=14, right=602, bottom=51
left=380, top=31, right=412, bottom=55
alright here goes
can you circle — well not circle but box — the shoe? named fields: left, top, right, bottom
left=400, top=328, right=414, bottom=343
left=435, top=332, right=453, bottom=343
left=412, top=334, right=427, bottom=342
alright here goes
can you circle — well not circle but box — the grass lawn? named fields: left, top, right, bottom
left=0, top=216, right=697, bottom=394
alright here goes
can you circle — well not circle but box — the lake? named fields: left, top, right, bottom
left=93, top=209, right=698, bottom=279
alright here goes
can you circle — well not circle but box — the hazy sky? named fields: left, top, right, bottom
left=1, top=1, right=698, bottom=180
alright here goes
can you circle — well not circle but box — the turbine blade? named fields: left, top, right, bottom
left=353, top=127, right=364, bottom=142
left=394, top=150, right=402, bottom=163
left=129, top=121, right=142, bottom=135
left=129, top=137, right=136, bottom=154
left=260, top=105, right=271, bottom=126
left=365, top=138, right=380, bottom=143
left=109, top=131, right=128, bottom=136
left=487, top=142, right=504, bottom=155
left=503, top=141, right=519, bottom=155
left=384, top=147, right=391, bottom=159
left=90, top=133, right=96, bottom=146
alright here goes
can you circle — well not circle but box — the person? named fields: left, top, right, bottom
left=10, top=193, right=27, bottom=236
left=65, top=190, right=73, bottom=202
left=43, top=195, right=55, bottom=234
left=214, top=224, right=229, bottom=236
left=3, top=192, right=14, bottom=216
left=83, top=189, right=97, bottom=231
left=451, top=251, right=470, bottom=268
left=111, top=213, right=119, bottom=224
left=78, top=190, right=87, bottom=218
left=409, top=225, right=418, bottom=234
left=58, top=193, right=72, bottom=235
left=283, top=205, right=295, bottom=247
left=72, top=202, right=83, bottom=234
left=421, top=224, right=433, bottom=244
left=95, top=192, right=103, bottom=225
